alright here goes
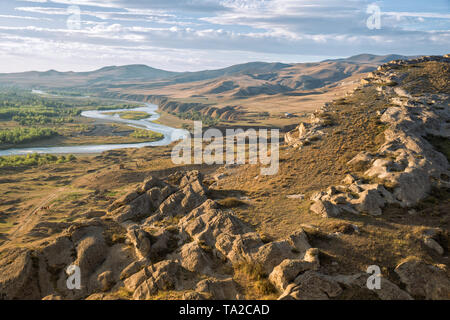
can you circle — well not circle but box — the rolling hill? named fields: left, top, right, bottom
left=0, top=54, right=414, bottom=125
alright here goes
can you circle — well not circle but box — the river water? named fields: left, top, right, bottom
left=0, top=103, right=188, bottom=156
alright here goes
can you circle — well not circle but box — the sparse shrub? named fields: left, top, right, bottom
left=0, top=127, right=57, bottom=145
left=115, top=287, right=133, bottom=299
left=0, top=152, right=75, bottom=168
left=236, top=261, right=266, bottom=281
left=130, top=129, right=164, bottom=141
left=254, top=279, right=277, bottom=295
left=234, top=261, right=277, bottom=296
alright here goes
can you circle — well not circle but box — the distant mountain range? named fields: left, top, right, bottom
left=0, top=54, right=412, bottom=92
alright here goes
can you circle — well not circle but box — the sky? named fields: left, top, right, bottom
left=0, top=0, right=449, bottom=73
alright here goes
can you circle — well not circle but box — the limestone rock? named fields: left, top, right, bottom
left=137, top=176, right=169, bottom=194
left=132, top=260, right=187, bottom=300
left=112, top=193, right=151, bottom=223
left=251, top=230, right=311, bottom=275
left=351, top=189, right=385, bottom=215
left=97, top=271, right=115, bottom=292
left=127, top=227, right=151, bottom=260
left=347, top=152, right=373, bottom=168
left=310, top=200, right=340, bottom=217
left=342, top=174, right=357, bottom=185
left=328, top=273, right=412, bottom=300
left=41, top=236, right=74, bottom=269
left=179, top=241, right=213, bottom=274
left=0, top=249, right=41, bottom=300
left=280, top=271, right=342, bottom=300
left=395, top=257, right=450, bottom=299
left=195, top=278, right=239, bottom=300
left=269, top=253, right=319, bottom=291
left=120, top=261, right=143, bottom=280
left=108, top=191, right=140, bottom=212
left=75, top=235, right=108, bottom=278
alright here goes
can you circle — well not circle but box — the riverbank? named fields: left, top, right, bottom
left=0, top=104, right=187, bottom=156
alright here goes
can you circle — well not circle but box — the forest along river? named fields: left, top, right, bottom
left=0, top=103, right=188, bottom=156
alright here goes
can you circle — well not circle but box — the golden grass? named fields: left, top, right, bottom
left=233, top=261, right=278, bottom=299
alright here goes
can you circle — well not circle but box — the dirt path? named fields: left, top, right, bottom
left=7, top=187, right=66, bottom=240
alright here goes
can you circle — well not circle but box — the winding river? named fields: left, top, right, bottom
left=0, top=103, right=188, bottom=156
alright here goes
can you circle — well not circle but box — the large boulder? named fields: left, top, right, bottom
left=279, top=271, right=342, bottom=300
left=127, top=227, right=152, bottom=260
left=328, top=273, right=412, bottom=300
left=132, top=260, right=188, bottom=300
left=108, top=191, right=140, bottom=212
left=395, top=257, right=450, bottom=299
left=269, top=249, right=319, bottom=291
left=41, top=235, right=74, bottom=270
left=137, top=176, right=170, bottom=194
left=352, top=189, right=385, bottom=216
left=109, top=176, right=175, bottom=223
left=157, top=183, right=207, bottom=218
left=251, top=230, right=311, bottom=275
left=74, top=235, right=108, bottom=278
left=0, top=249, right=41, bottom=300
left=179, top=241, right=213, bottom=275
left=179, top=200, right=252, bottom=251
left=112, top=193, right=151, bottom=223
left=310, top=200, right=341, bottom=217
left=195, top=278, right=239, bottom=300
left=87, top=243, right=134, bottom=293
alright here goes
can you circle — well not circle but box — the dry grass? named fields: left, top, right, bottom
left=208, top=64, right=450, bottom=291
left=0, top=59, right=448, bottom=299
left=401, top=62, right=450, bottom=94
left=233, top=261, right=278, bottom=299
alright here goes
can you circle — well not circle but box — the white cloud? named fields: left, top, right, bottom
left=0, top=0, right=448, bottom=72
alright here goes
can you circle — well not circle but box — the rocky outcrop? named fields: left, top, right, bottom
left=130, top=260, right=189, bottom=300
left=2, top=56, right=448, bottom=301
left=0, top=170, right=319, bottom=300
left=127, top=227, right=152, bottom=260
left=284, top=109, right=330, bottom=148
left=109, top=176, right=175, bottom=223
left=3, top=169, right=440, bottom=300
left=195, top=278, right=239, bottom=300
left=394, top=257, right=450, bottom=300
left=108, top=172, right=209, bottom=224
left=308, top=55, right=450, bottom=217
left=0, top=249, right=40, bottom=300
left=268, top=248, right=320, bottom=291
left=278, top=271, right=343, bottom=300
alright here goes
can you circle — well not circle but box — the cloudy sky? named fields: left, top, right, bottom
left=0, top=0, right=449, bottom=72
